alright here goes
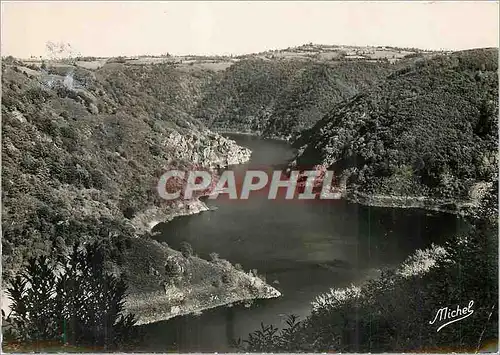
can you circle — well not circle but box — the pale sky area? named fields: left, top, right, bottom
left=1, top=1, right=498, bottom=58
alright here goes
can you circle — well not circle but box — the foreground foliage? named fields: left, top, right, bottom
left=242, top=222, right=498, bottom=352
left=3, top=241, right=140, bottom=351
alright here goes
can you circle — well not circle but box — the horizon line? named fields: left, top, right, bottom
left=4, top=42, right=494, bottom=61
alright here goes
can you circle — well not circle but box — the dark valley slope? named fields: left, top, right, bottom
left=195, top=58, right=395, bottom=138
left=241, top=48, right=499, bottom=354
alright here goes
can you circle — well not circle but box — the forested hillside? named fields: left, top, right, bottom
left=291, top=49, right=498, bottom=212
left=2, top=57, right=283, bottom=350
left=242, top=223, right=498, bottom=352
left=1, top=60, right=250, bottom=276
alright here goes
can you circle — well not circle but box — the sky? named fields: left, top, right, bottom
left=1, top=1, right=498, bottom=58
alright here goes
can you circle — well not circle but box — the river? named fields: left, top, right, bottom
left=141, top=134, right=467, bottom=352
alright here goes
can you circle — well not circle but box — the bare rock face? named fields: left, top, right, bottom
left=164, top=130, right=251, bottom=168
left=88, top=102, right=99, bottom=115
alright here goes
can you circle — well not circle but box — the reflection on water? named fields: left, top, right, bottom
left=141, top=134, right=468, bottom=352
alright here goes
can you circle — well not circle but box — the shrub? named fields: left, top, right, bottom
left=179, top=241, right=193, bottom=258
left=221, top=273, right=231, bottom=284
left=209, top=252, right=219, bottom=263
left=242, top=315, right=303, bottom=352
left=211, top=279, right=222, bottom=288
left=25, top=86, right=51, bottom=104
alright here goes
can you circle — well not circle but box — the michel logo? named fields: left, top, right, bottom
left=429, top=300, right=474, bottom=332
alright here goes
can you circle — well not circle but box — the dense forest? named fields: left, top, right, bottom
left=1, top=59, right=249, bottom=278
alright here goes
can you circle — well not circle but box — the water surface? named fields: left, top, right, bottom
left=142, top=134, right=466, bottom=352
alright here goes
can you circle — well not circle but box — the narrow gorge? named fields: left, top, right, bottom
left=2, top=43, right=498, bottom=352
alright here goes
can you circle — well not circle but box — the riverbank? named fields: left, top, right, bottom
left=343, top=181, right=494, bottom=218
left=345, top=191, right=465, bottom=215
left=130, top=199, right=212, bottom=234
left=127, top=276, right=280, bottom=326
left=130, top=132, right=253, bottom=234
left=1, top=208, right=282, bottom=330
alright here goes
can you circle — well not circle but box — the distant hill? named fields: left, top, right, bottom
left=13, top=44, right=435, bottom=140
left=195, top=59, right=395, bottom=138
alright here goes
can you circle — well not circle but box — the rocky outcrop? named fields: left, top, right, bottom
left=121, top=238, right=281, bottom=325
left=196, top=59, right=395, bottom=138
left=131, top=199, right=211, bottom=234
left=164, top=130, right=251, bottom=168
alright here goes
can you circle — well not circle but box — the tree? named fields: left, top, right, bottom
left=164, top=255, right=185, bottom=286
left=209, top=252, right=219, bottom=263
